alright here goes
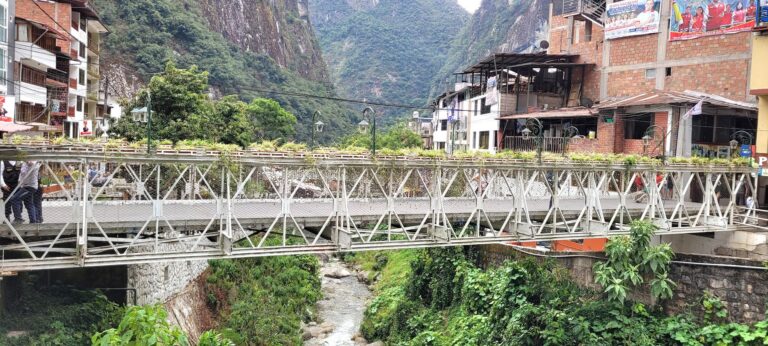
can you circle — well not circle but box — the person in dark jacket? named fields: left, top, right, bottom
left=2, top=160, right=23, bottom=223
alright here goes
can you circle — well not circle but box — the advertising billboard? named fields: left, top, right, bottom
left=670, top=0, right=757, bottom=41
left=605, top=0, right=662, bottom=39
left=759, top=0, right=768, bottom=27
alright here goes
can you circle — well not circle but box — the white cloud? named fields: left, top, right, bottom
left=456, top=0, right=481, bottom=13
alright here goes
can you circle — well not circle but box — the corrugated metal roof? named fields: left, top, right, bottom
left=461, top=53, right=578, bottom=74
left=598, top=90, right=757, bottom=111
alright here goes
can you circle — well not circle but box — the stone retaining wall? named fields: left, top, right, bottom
left=476, top=244, right=768, bottom=323
left=127, top=243, right=208, bottom=305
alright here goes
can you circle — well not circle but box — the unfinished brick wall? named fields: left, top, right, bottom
left=665, top=60, right=751, bottom=101
left=609, top=34, right=659, bottom=66
left=15, top=0, right=73, bottom=53
left=666, top=32, right=751, bottom=60
left=607, top=70, right=656, bottom=97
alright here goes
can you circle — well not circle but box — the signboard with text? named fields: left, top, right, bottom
left=759, top=0, right=768, bottom=27
left=670, top=0, right=757, bottom=41
left=606, top=0, right=662, bottom=39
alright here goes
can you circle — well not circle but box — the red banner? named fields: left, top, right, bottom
left=670, top=20, right=755, bottom=40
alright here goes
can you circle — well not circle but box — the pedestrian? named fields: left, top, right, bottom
left=34, top=174, right=43, bottom=223
left=666, top=174, right=675, bottom=200
left=19, top=161, right=41, bottom=224
left=1, top=160, right=23, bottom=223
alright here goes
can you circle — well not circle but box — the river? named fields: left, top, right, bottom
left=304, top=258, right=372, bottom=346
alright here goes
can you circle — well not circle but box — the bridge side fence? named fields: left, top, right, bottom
left=0, top=148, right=758, bottom=271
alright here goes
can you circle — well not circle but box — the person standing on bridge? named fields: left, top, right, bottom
left=18, top=161, right=41, bottom=224
left=1, top=160, right=22, bottom=223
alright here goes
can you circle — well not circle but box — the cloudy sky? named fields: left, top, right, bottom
left=456, top=0, right=481, bottom=13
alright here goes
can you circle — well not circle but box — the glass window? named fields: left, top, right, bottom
left=77, top=96, right=83, bottom=112
left=479, top=132, right=490, bottom=149
left=480, top=98, right=492, bottom=114
left=79, top=69, right=85, bottom=85
left=71, top=13, right=79, bottom=30
left=79, top=42, right=86, bottom=58
left=692, top=114, right=715, bottom=143
left=80, top=17, right=87, bottom=31
left=440, top=120, right=447, bottom=131
left=0, top=48, right=6, bottom=87
left=16, top=23, right=29, bottom=42
left=624, top=113, right=654, bottom=140
left=0, top=4, right=7, bottom=44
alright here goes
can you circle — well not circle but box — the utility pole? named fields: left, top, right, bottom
left=7, top=0, right=15, bottom=120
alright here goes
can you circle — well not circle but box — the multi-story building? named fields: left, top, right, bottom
left=0, top=0, right=13, bottom=123
left=14, top=0, right=107, bottom=137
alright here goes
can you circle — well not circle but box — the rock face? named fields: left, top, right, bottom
left=430, top=0, right=551, bottom=96
left=309, top=0, right=468, bottom=117
left=198, top=0, right=329, bottom=82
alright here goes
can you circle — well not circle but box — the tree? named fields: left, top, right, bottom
left=379, top=123, right=424, bottom=150
left=212, top=96, right=254, bottom=148
left=594, top=221, right=676, bottom=303
left=246, top=98, right=297, bottom=141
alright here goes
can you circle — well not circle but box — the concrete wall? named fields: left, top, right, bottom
left=127, top=243, right=208, bottom=305
left=476, top=244, right=768, bottom=323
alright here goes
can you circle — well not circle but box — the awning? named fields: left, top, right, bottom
left=498, top=107, right=597, bottom=120
left=598, top=90, right=758, bottom=112
left=0, top=122, right=33, bottom=133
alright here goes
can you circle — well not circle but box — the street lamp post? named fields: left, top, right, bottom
left=146, top=91, right=152, bottom=154
left=523, top=118, right=544, bottom=164
left=729, top=130, right=754, bottom=161
left=359, top=107, right=377, bottom=156
left=563, top=125, right=579, bottom=156
left=310, top=110, right=324, bottom=150
left=642, top=125, right=666, bottom=161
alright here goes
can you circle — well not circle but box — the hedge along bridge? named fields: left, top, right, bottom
left=0, top=145, right=761, bottom=272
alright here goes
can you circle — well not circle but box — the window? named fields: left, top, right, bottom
left=480, top=98, right=491, bottom=114
left=84, top=103, right=89, bottom=114
left=0, top=49, right=6, bottom=87
left=479, top=132, right=490, bottom=150
left=80, top=17, right=87, bottom=32
left=473, top=100, right=479, bottom=116
left=624, top=113, right=654, bottom=140
left=440, top=120, right=448, bottom=131
left=665, top=67, right=672, bottom=77
left=0, top=4, right=7, bottom=44
left=645, top=68, right=656, bottom=79
left=77, top=96, right=84, bottom=112
left=79, top=42, right=86, bottom=58
left=585, top=21, right=593, bottom=42
left=71, top=13, right=79, bottom=31
left=79, top=69, right=85, bottom=85
left=692, top=114, right=715, bottom=143
left=20, top=66, right=46, bottom=86
left=473, top=132, right=477, bottom=148
left=16, top=23, right=29, bottom=42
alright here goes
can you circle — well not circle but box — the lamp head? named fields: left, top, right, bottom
left=315, top=121, right=325, bottom=133
left=522, top=127, right=532, bottom=140
left=358, top=120, right=370, bottom=134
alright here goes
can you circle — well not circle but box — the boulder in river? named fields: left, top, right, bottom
left=323, top=267, right=352, bottom=279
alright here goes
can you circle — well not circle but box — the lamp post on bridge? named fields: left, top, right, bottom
left=358, top=107, right=377, bottom=156
left=522, top=117, right=543, bottom=164
left=642, top=125, right=666, bottom=161
left=310, top=110, right=324, bottom=150
left=729, top=130, right=754, bottom=162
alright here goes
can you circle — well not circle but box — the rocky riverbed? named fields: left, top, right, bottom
left=303, top=257, right=378, bottom=346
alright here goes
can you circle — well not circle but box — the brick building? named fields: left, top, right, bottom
left=14, top=0, right=107, bottom=137
left=544, top=0, right=758, bottom=158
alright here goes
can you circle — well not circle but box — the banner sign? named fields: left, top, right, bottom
left=605, top=0, right=662, bottom=39
left=670, top=0, right=757, bottom=41
left=759, top=0, right=768, bottom=27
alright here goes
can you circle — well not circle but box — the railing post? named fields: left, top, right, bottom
left=222, top=170, right=233, bottom=255
left=77, top=159, right=88, bottom=266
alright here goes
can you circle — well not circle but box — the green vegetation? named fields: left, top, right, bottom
left=109, top=62, right=297, bottom=147
left=0, top=282, right=123, bottom=345
left=594, top=221, right=676, bottom=303
left=309, top=0, right=468, bottom=120
left=204, top=238, right=322, bottom=345
left=356, top=222, right=768, bottom=345
left=92, top=305, right=235, bottom=346
left=93, top=0, right=357, bottom=143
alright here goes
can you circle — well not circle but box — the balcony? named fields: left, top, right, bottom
left=503, top=136, right=574, bottom=154
left=16, top=41, right=57, bottom=70
left=561, top=0, right=605, bottom=26
left=87, top=65, right=99, bottom=78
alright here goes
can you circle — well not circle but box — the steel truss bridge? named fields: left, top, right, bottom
left=0, top=147, right=760, bottom=272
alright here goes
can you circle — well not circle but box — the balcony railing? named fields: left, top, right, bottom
left=503, top=136, right=572, bottom=154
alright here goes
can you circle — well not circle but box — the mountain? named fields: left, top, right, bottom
left=309, top=0, right=468, bottom=119
left=430, top=0, right=550, bottom=97
left=92, top=0, right=356, bottom=143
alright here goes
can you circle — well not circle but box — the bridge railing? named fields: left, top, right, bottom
left=0, top=147, right=758, bottom=271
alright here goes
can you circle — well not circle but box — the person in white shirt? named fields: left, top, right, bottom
left=636, top=0, right=660, bottom=26
left=19, top=161, right=41, bottom=223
